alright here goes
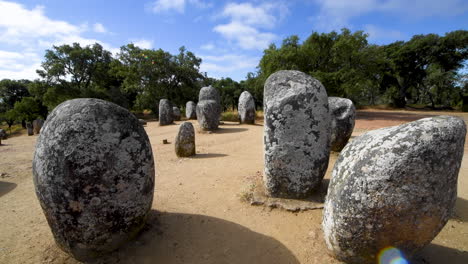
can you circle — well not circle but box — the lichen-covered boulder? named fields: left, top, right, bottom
left=33, top=119, right=45, bottom=134
left=196, top=86, right=221, bottom=131
left=26, top=123, right=33, bottom=136
left=32, top=98, right=155, bottom=261
left=238, top=91, right=255, bottom=124
left=173, top=106, right=181, bottom=121
left=159, top=99, right=173, bottom=126
left=323, top=116, right=466, bottom=264
left=175, top=122, right=195, bottom=157
left=328, top=97, right=355, bottom=151
left=186, top=101, right=197, bottom=119
left=264, top=70, right=330, bottom=198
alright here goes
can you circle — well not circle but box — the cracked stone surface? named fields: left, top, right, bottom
left=159, top=99, right=173, bottom=126
left=173, top=106, right=181, bottom=121
left=328, top=97, right=355, bottom=151
left=264, top=70, right=330, bottom=198
left=185, top=101, right=197, bottom=119
left=175, top=122, right=195, bottom=157
left=238, top=91, right=256, bottom=124
left=32, top=98, right=155, bottom=261
left=196, top=86, right=221, bottom=131
left=323, top=116, right=466, bottom=264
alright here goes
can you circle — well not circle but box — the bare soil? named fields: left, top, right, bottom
left=0, top=109, right=467, bottom=264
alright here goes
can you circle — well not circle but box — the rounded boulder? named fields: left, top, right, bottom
left=264, top=70, right=330, bottom=198
left=173, top=106, right=181, bottom=121
left=159, top=99, right=173, bottom=126
left=175, top=122, right=195, bottom=157
left=323, top=116, right=466, bottom=264
left=197, top=86, right=221, bottom=131
left=186, top=101, right=197, bottom=119
left=238, top=91, right=255, bottom=124
left=328, top=97, right=355, bottom=151
left=32, top=98, right=155, bottom=261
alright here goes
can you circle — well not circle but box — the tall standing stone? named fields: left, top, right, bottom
left=159, top=99, right=173, bottom=126
left=0, top=129, right=6, bottom=145
left=175, top=122, right=196, bottom=157
left=186, top=101, right=197, bottom=119
left=264, top=70, right=330, bottom=198
left=323, top=116, right=466, bottom=264
left=196, top=86, right=221, bottom=131
left=33, top=119, right=45, bottom=134
left=32, top=98, right=155, bottom=261
left=173, top=106, right=181, bottom=121
left=26, top=123, right=33, bottom=136
left=328, top=97, right=355, bottom=151
left=238, top=91, right=255, bottom=124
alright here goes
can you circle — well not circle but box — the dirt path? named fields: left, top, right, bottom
left=1, top=110, right=467, bottom=264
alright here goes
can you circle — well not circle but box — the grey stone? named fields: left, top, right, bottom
left=159, top=99, right=173, bottom=126
left=264, top=70, right=330, bottom=198
left=175, top=122, right=195, bottom=157
left=26, top=123, right=33, bottom=136
left=0, top=128, right=6, bottom=139
left=328, top=97, right=355, bottom=151
left=238, top=91, right=255, bottom=124
left=322, top=116, right=466, bottom=264
left=173, top=106, right=181, bottom=121
left=138, top=119, right=147, bottom=126
left=33, top=119, right=45, bottom=134
left=32, top=98, right=155, bottom=261
left=196, top=86, right=221, bottom=131
left=186, top=101, right=197, bottom=119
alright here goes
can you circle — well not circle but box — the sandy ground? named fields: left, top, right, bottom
left=0, top=109, right=467, bottom=264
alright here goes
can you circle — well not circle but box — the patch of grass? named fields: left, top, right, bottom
left=238, top=183, right=256, bottom=203
left=221, top=110, right=240, bottom=122
left=0, top=124, right=24, bottom=137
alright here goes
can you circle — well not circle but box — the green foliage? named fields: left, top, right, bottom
left=0, top=79, right=31, bottom=113
left=13, top=97, right=42, bottom=122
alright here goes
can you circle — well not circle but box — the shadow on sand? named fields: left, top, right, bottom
left=0, top=181, right=17, bottom=198
left=356, top=111, right=435, bottom=122
left=192, top=153, right=228, bottom=159
left=452, top=197, right=468, bottom=222
left=414, top=243, right=468, bottom=264
left=96, top=211, right=300, bottom=264
left=214, top=127, right=249, bottom=134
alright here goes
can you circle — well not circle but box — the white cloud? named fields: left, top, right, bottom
left=148, top=0, right=212, bottom=14
left=200, top=43, right=215, bottom=51
left=131, top=39, right=154, bottom=49
left=93, top=23, right=107, bottom=33
left=364, top=24, right=405, bottom=43
left=0, top=1, right=119, bottom=80
left=199, top=53, right=259, bottom=80
left=213, top=2, right=288, bottom=50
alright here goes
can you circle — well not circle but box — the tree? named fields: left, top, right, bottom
left=13, top=97, right=42, bottom=123
left=1, top=109, right=18, bottom=134
left=0, top=79, right=31, bottom=113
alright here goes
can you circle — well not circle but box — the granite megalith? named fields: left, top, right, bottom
left=26, top=123, right=33, bottom=136
left=0, top=129, right=6, bottom=145
left=173, top=106, right=181, bottom=121
left=328, top=97, right=355, bottom=151
left=238, top=91, right=255, bottom=124
left=186, top=101, right=197, bottom=119
left=264, top=70, right=330, bottom=198
left=33, top=119, right=45, bottom=134
left=196, top=86, right=221, bottom=131
left=32, top=98, right=155, bottom=261
left=159, top=99, right=173, bottom=126
left=175, top=122, right=196, bottom=157
left=323, top=116, right=466, bottom=264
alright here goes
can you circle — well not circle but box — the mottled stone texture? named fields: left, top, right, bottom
left=196, top=86, right=221, bottom=131
left=175, top=122, right=195, bottom=157
left=27, top=123, right=33, bottom=136
left=264, top=70, right=330, bottom=198
left=328, top=97, right=355, bottom=151
left=238, top=91, right=255, bottom=124
left=0, top=129, right=5, bottom=145
left=173, top=106, right=181, bottom=121
left=323, top=116, right=466, bottom=264
left=159, top=99, right=173, bottom=126
left=186, top=101, right=197, bottom=119
left=33, top=119, right=45, bottom=134
left=32, top=98, right=155, bottom=261
left=138, top=119, right=147, bottom=126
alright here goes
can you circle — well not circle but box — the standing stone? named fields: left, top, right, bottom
left=32, top=98, right=155, bottom=261
left=138, top=119, right=147, bottom=126
left=186, top=101, right=197, bottom=119
left=238, top=91, right=256, bottom=124
left=196, top=86, right=221, bottom=131
left=33, top=119, right=45, bottom=134
left=328, top=97, right=355, bottom=151
left=175, top=122, right=195, bottom=157
left=264, top=70, right=330, bottom=198
left=0, top=129, right=5, bottom=145
left=159, top=99, right=173, bottom=126
left=323, top=116, right=466, bottom=264
left=173, top=106, right=181, bottom=121
left=26, top=123, right=33, bottom=136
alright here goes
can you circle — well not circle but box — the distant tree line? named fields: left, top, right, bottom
left=1, top=29, right=467, bottom=130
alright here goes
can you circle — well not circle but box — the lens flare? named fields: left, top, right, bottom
left=378, top=247, right=408, bottom=264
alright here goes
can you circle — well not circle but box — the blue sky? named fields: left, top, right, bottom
left=0, top=0, right=467, bottom=81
